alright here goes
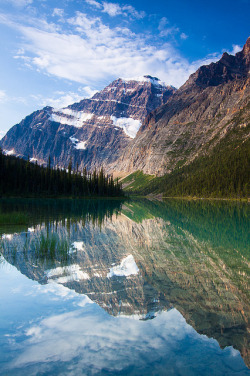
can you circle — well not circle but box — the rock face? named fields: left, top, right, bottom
left=0, top=76, right=175, bottom=171
left=114, top=37, right=250, bottom=176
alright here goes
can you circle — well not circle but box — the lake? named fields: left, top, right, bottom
left=0, top=198, right=249, bottom=375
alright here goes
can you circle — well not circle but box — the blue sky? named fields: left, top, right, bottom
left=0, top=0, right=249, bottom=136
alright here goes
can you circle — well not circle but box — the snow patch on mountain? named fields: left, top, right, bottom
left=50, top=108, right=93, bottom=128
left=69, top=136, right=79, bottom=144
left=75, top=141, right=87, bottom=150
left=70, top=136, right=87, bottom=150
left=46, top=264, right=90, bottom=283
left=122, top=75, right=168, bottom=87
left=71, top=242, right=85, bottom=251
left=107, top=255, right=139, bottom=278
left=3, top=149, right=15, bottom=156
left=111, top=116, right=141, bottom=138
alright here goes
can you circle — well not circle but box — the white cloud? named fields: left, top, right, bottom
left=159, top=17, right=188, bottom=40
left=1, top=10, right=222, bottom=89
left=180, top=32, right=188, bottom=40
left=8, top=305, right=240, bottom=376
left=52, top=8, right=64, bottom=18
left=158, top=17, right=169, bottom=31
left=30, top=87, right=96, bottom=108
left=85, top=0, right=102, bottom=9
left=0, top=90, right=28, bottom=105
left=102, top=2, right=122, bottom=17
left=231, top=44, right=242, bottom=55
left=0, top=90, right=7, bottom=102
left=79, top=86, right=98, bottom=98
left=11, top=309, right=192, bottom=370
left=86, top=1, right=145, bottom=19
left=159, top=26, right=179, bottom=38
left=122, top=5, right=146, bottom=19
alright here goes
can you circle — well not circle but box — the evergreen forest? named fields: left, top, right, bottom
left=122, top=129, right=250, bottom=199
left=0, top=149, right=123, bottom=198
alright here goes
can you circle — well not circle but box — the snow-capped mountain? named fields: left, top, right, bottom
left=0, top=75, right=176, bottom=171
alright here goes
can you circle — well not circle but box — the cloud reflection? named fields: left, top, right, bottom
left=8, top=303, right=246, bottom=376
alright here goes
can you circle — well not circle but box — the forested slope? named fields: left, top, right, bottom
left=0, top=149, right=123, bottom=198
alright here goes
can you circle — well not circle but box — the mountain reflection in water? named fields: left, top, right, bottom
left=0, top=198, right=249, bottom=375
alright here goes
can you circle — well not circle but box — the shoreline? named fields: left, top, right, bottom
left=128, top=194, right=249, bottom=202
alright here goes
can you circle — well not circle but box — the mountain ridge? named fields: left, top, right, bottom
left=0, top=76, right=176, bottom=170
left=113, top=37, right=250, bottom=177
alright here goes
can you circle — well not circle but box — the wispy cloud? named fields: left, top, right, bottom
left=0, top=86, right=94, bottom=112
left=0, top=90, right=7, bottom=102
left=121, top=5, right=146, bottom=19
left=158, top=17, right=168, bottom=31
left=85, top=0, right=102, bottom=9
left=0, top=6, right=221, bottom=89
left=52, top=8, right=64, bottom=18
left=0, top=90, right=27, bottom=106
left=31, top=87, right=98, bottom=109
left=86, top=1, right=146, bottom=19
left=180, top=32, right=188, bottom=40
left=231, top=44, right=242, bottom=55
left=102, top=2, right=122, bottom=17
left=158, top=17, right=183, bottom=39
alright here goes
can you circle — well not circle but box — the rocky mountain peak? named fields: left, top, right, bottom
left=182, top=36, right=250, bottom=90
left=235, top=36, right=250, bottom=69
left=66, top=75, right=176, bottom=127
left=241, top=36, right=250, bottom=55
left=121, top=75, right=172, bottom=88
left=0, top=74, right=176, bottom=171
left=89, top=75, right=176, bottom=102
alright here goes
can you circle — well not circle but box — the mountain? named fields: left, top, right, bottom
left=0, top=76, right=175, bottom=171
left=114, top=37, right=250, bottom=177
left=1, top=38, right=249, bottom=197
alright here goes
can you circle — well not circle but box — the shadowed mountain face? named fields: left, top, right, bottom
left=0, top=76, right=175, bottom=171
left=0, top=198, right=249, bottom=367
left=114, top=38, right=250, bottom=176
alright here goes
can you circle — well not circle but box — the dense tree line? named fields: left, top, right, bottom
left=0, top=150, right=123, bottom=197
left=124, top=130, right=249, bottom=199
left=162, top=136, right=249, bottom=198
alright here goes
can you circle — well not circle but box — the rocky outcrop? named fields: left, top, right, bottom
left=113, top=37, right=250, bottom=176
left=183, top=37, right=250, bottom=89
left=0, top=76, right=175, bottom=171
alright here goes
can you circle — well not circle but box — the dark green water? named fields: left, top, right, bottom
left=0, top=198, right=249, bottom=375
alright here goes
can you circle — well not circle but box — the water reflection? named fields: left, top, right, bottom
left=0, top=198, right=249, bottom=375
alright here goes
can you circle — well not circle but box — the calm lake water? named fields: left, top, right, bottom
left=0, top=198, right=249, bottom=376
